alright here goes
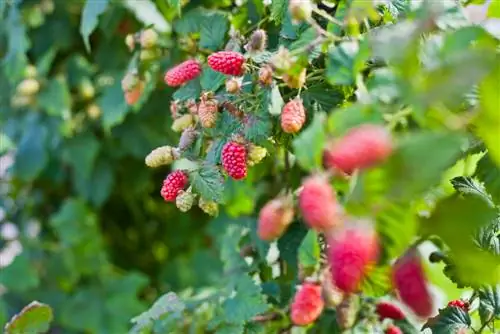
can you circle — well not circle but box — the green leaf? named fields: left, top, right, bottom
left=2, top=5, right=29, bottom=83
left=130, top=292, right=185, bottom=333
left=99, top=78, right=128, bottom=130
left=475, top=153, right=500, bottom=205
left=167, top=0, right=182, bottom=16
left=244, top=112, right=272, bottom=145
left=423, top=306, right=471, bottom=333
left=0, top=253, right=39, bottom=293
left=298, top=230, right=320, bottom=270
left=200, top=12, right=229, bottom=51
left=302, top=84, right=343, bottom=112
left=292, top=112, right=326, bottom=172
left=478, top=285, right=500, bottom=322
left=270, top=0, right=288, bottom=24
left=190, top=163, right=224, bottom=203
left=267, top=85, right=284, bottom=116
left=200, top=65, right=226, bottom=92
left=74, top=158, right=115, bottom=207
left=174, top=8, right=204, bottom=34
left=360, top=266, right=391, bottom=297
left=220, top=225, right=247, bottom=274
left=62, top=132, right=100, bottom=180
left=173, top=79, right=201, bottom=101
left=80, top=0, right=109, bottom=52
left=326, top=41, right=366, bottom=86
left=278, top=223, right=308, bottom=273
left=13, top=121, right=48, bottom=182
left=450, top=176, right=493, bottom=206
left=385, top=132, right=467, bottom=200
left=290, top=27, right=321, bottom=60
left=37, top=77, right=71, bottom=117
left=4, top=301, right=53, bottom=334
left=222, top=275, right=268, bottom=324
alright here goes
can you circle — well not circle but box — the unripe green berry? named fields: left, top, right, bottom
left=176, top=189, right=195, bottom=212
left=199, top=198, right=219, bottom=216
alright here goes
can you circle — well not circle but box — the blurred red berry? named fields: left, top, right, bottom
left=164, top=59, right=202, bottom=87
left=376, top=302, right=405, bottom=320
left=281, top=98, right=306, bottom=134
left=385, top=325, right=403, bottom=334
left=299, top=175, right=339, bottom=231
left=291, top=283, right=324, bottom=326
left=257, top=197, right=294, bottom=241
left=447, top=299, right=469, bottom=311
left=207, top=51, right=245, bottom=76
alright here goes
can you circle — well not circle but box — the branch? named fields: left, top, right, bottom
left=251, top=311, right=282, bottom=323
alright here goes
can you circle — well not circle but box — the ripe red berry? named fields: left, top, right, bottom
left=298, top=175, right=339, bottom=231
left=207, top=51, right=245, bottom=76
left=385, top=325, right=403, bottom=334
left=281, top=98, right=306, bottom=134
left=221, top=141, right=247, bottom=180
left=392, top=249, right=433, bottom=318
left=258, top=196, right=294, bottom=241
left=447, top=299, right=469, bottom=311
left=160, top=170, right=188, bottom=202
left=323, top=124, right=393, bottom=174
left=164, top=59, right=202, bottom=87
left=376, top=302, right=405, bottom=320
left=291, top=283, right=324, bottom=326
left=327, top=224, right=379, bottom=293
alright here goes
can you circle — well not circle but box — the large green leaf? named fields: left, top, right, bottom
left=222, top=275, right=268, bottom=324
left=0, top=253, right=39, bottom=293
left=475, top=153, right=500, bottom=205
left=298, top=230, right=320, bottom=271
left=326, top=40, right=367, bottom=86
left=478, top=285, right=500, bottom=324
left=200, top=65, right=226, bottom=92
left=13, top=121, right=49, bottom=182
left=173, top=79, right=202, bottom=101
left=2, top=5, right=29, bottom=82
left=130, top=292, right=185, bottom=333
left=423, top=306, right=471, bottom=333
left=80, top=0, right=109, bottom=52
left=62, top=132, right=100, bottom=180
left=327, top=103, right=384, bottom=137
left=99, top=78, right=129, bottom=130
left=200, top=12, right=229, bottom=51
left=190, top=163, right=225, bottom=203
left=292, top=112, right=326, bottom=172
left=4, top=301, right=53, bottom=334
left=270, top=0, right=288, bottom=24
left=37, top=77, right=71, bottom=117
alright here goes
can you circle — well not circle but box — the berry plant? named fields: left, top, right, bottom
left=1, top=0, right=500, bottom=333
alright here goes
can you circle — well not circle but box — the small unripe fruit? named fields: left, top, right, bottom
left=198, top=197, right=219, bottom=216
left=17, top=78, right=40, bottom=96
left=247, top=144, right=267, bottom=166
left=271, top=46, right=295, bottom=73
left=79, top=79, right=95, bottom=100
left=171, top=114, right=193, bottom=132
left=392, top=249, right=433, bottom=318
left=376, top=302, right=405, bottom=320
left=298, top=175, right=339, bottom=231
left=207, top=51, right=245, bottom=76
left=24, top=65, right=37, bottom=78
left=328, top=223, right=379, bottom=293
left=257, top=196, right=294, bottom=241
left=336, top=295, right=359, bottom=330
left=176, top=189, right=195, bottom=212
left=140, top=28, right=158, bottom=48
left=245, top=29, right=267, bottom=53
left=258, top=65, right=273, bottom=86
left=323, top=124, right=393, bottom=174
left=283, top=68, right=306, bottom=89
left=178, top=126, right=198, bottom=151
left=160, top=170, right=188, bottom=202
left=289, top=0, right=313, bottom=24
left=222, top=141, right=247, bottom=180
left=198, top=98, right=218, bottom=128
left=139, top=49, right=159, bottom=61
left=125, top=34, right=135, bottom=51
left=165, top=60, right=202, bottom=87
left=281, top=98, right=306, bottom=134
left=225, top=77, right=241, bottom=94
left=124, top=82, right=144, bottom=105
left=145, top=146, right=178, bottom=167
left=385, top=325, right=403, bottom=334
left=291, top=283, right=324, bottom=326
left=86, top=103, right=101, bottom=120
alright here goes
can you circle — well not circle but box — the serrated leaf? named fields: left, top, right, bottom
left=200, top=65, right=225, bottom=92
left=423, top=306, right=471, bottom=333
left=302, top=84, right=343, bottom=112
left=478, top=285, right=500, bottom=323
left=13, top=121, right=49, bottom=182
left=130, top=292, right=185, bottom=333
left=292, top=112, right=326, bottom=172
left=190, top=163, right=224, bottom=203
left=4, top=301, right=53, bottom=334
left=220, top=225, right=246, bottom=274
left=222, top=275, right=268, bottom=324
left=0, top=253, right=40, bottom=293
left=37, top=77, right=71, bottom=117
left=200, top=12, right=229, bottom=51
left=244, top=113, right=272, bottom=145
left=326, top=41, right=363, bottom=86
left=80, top=0, right=109, bottom=52
left=174, top=8, right=204, bottom=34
left=450, top=176, right=493, bottom=206
left=475, top=153, right=500, bottom=205
left=173, top=79, right=201, bottom=101
left=206, top=139, right=226, bottom=164
left=298, top=230, right=320, bottom=270
left=270, top=0, right=288, bottom=24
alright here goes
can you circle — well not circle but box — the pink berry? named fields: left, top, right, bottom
left=291, top=283, right=324, bottom=326
left=376, top=302, right=405, bottom=320
left=221, top=141, right=247, bottom=180
left=160, top=170, right=188, bottom=202
left=207, top=51, right=245, bottom=76
left=281, top=98, right=306, bottom=134
left=257, top=197, right=294, bottom=241
left=385, top=325, right=403, bottom=334
left=164, top=59, right=202, bottom=87
left=298, top=175, right=339, bottom=231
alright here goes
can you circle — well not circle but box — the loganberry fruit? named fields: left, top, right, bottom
left=164, top=59, right=202, bottom=87
left=323, top=124, right=393, bottom=174
left=221, top=141, right=247, bottom=180
left=327, top=224, right=379, bottom=293
left=257, top=196, right=294, bottom=241
left=171, top=114, right=193, bottom=132
left=207, top=51, right=245, bottom=76
left=298, top=175, right=339, bottom=231
left=198, top=198, right=219, bottom=216
left=385, top=325, right=403, bottom=334
left=176, top=189, right=195, bottom=212
left=258, top=65, right=273, bottom=86
left=392, top=249, right=433, bottom=318
left=198, top=97, right=218, bottom=128
left=281, top=98, right=306, bottom=134
left=247, top=144, right=267, bottom=166
left=160, top=170, right=188, bottom=202
left=376, top=302, right=405, bottom=320
left=291, top=283, right=324, bottom=326
left=145, top=145, right=179, bottom=167
left=447, top=299, right=469, bottom=311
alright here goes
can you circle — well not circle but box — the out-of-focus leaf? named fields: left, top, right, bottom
left=201, top=65, right=226, bottom=92
left=327, top=103, right=384, bottom=136
left=173, top=79, right=201, bottom=101
left=0, top=253, right=39, bottom=293
left=270, top=0, right=287, bottom=24
left=99, top=79, right=129, bottom=130
left=62, top=132, right=100, bottom=180
left=220, top=225, right=247, bottom=274
left=80, top=0, right=109, bottom=52
left=222, top=275, right=268, bottom=324
left=174, top=8, right=204, bottom=34
left=123, top=0, right=170, bottom=32
left=267, top=85, right=284, bottom=116
left=475, top=153, right=500, bottom=205
left=423, top=306, right=471, bottom=333
left=190, top=163, right=225, bottom=203
left=298, top=230, right=320, bottom=270
left=326, top=41, right=364, bottom=86
left=3, top=5, right=29, bottom=82
left=200, top=12, right=229, bottom=51
left=13, top=121, right=49, bottom=182
left=38, top=77, right=71, bottom=117
left=130, top=292, right=184, bottom=333
left=278, top=223, right=308, bottom=273
left=302, top=84, right=343, bottom=112
left=360, top=266, right=391, bottom=297
left=74, top=158, right=115, bottom=207
left=292, top=112, right=326, bottom=172
left=290, top=27, right=321, bottom=60
left=4, top=301, right=53, bottom=334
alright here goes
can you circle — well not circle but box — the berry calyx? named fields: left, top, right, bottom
left=385, top=325, right=403, bottom=334
left=392, top=249, right=433, bottom=318
left=225, top=77, right=241, bottom=94
left=258, top=65, right=273, bottom=86
left=221, top=141, right=247, bottom=180
left=298, top=175, right=340, bottom=231
left=281, top=98, right=306, bottom=134
left=323, top=124, right=393, bottom=175
left=207, top=51, right=245, bottom=76
left=327, top=223, right=379, bottom=293
left=290, top=283, right=324, bottom=326
left=160, top=170, right=188, bottom=202
left=257, top=196, right=294, bottom=241
left=164, top=59, right=202, bottom=87
left=376, top=302, right=405, bottom=320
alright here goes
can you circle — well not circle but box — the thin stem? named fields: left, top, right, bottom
left=313, top=6, right=344, bottom=27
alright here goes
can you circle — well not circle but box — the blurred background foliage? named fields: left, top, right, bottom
left=1, top=0, right=500, bottom=333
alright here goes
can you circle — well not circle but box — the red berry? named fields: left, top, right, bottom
left=323, top=124, right=393, bottom=174
left=164, top=59, right=202, bottom=87
left=376, top=302, right=405, bottom=320
left=258, top=197, right=294, bottom=241
left=124, top=83, right=144, bottom=105
left=291, top=283, right=324, bottom=326
left=385, top=325, right=403, bottom=334
left=160, top=170, right=188, bottom=202
left=392, top=249, right=433, bottom=318
left=281, top=98, right=306, bottom=134
left=221, top=141, right=247, bottom=180
left=327, top=224, right=379, bottom=293
left=298, top=175, right=339, bottom=231
left=447, top=300, right=469, bottom=311
left=207, top=51, right=245, bottom=76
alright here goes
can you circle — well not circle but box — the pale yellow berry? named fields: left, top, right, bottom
left=283, top=68, right=307, bottom=89
left=247, top=144, right=268, bottom=166
left=198, top=198, right=219, bottom=216
left=86, top=103, right=101, bottom=120
left=16, top=78, right=40, bottom=96
left=140, top=29, right=159, bottom=49
left=145, top=146, right=179, bottom=167
left=24, top=65, right=37, bottom=78
left=171, top=114, right=194, bottom=132
left=176, top=190, right=195, bottom=212
left=79, top=79, right=95, bottom=100
left=125, top=34, right=135, bottom=51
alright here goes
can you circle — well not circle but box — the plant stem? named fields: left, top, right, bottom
left=313, top=6, right=344, bottom=27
